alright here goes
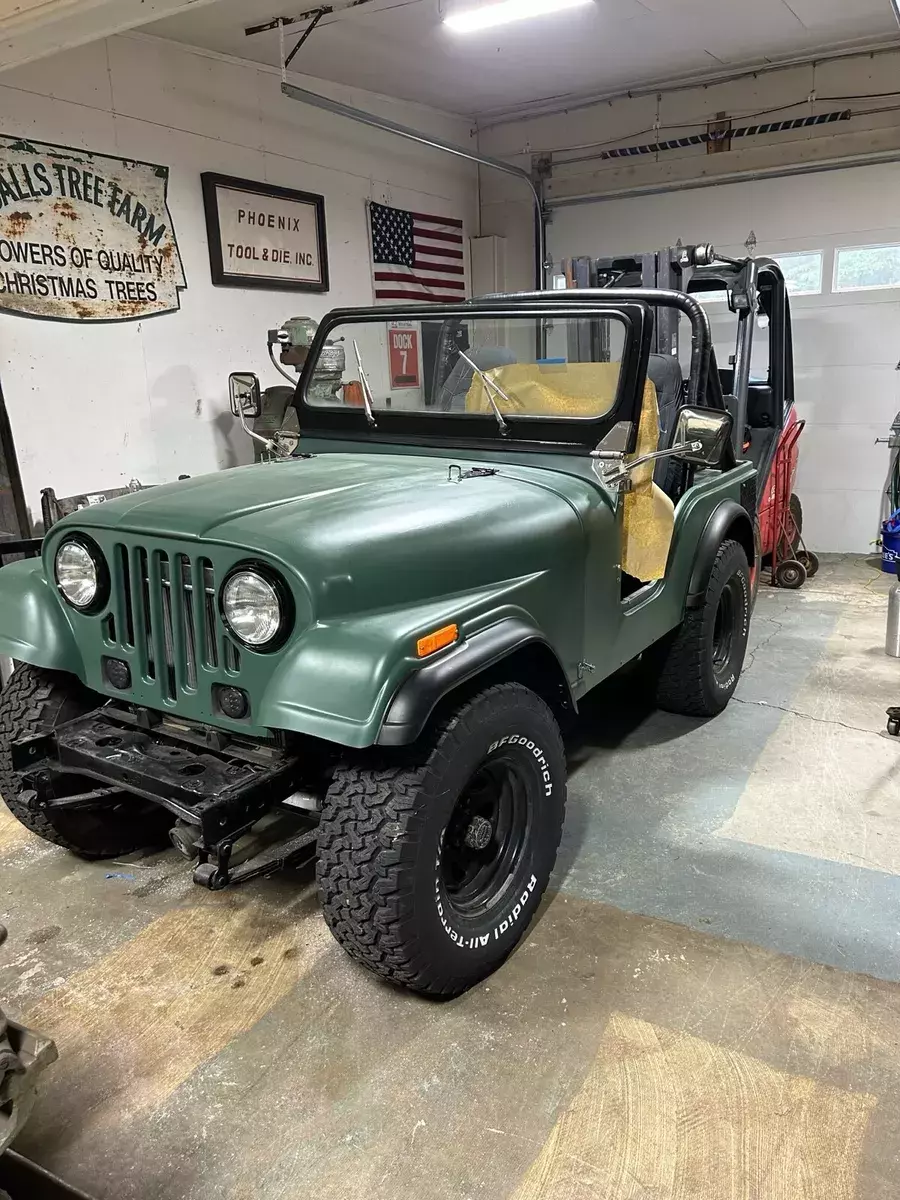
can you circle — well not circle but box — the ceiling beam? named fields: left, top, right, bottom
left=0, top=0, right=231, bottom=74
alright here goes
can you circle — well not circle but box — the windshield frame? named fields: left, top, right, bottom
left=294, top=300, right=651, bottom=450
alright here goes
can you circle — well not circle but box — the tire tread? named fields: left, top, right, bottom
left=0, top=664, right=169, bottom=858
left=655, top=539, right=749, bottom=718
left=316, top=683, right=565, bottom=997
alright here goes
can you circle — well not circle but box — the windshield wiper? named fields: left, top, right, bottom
left=457, top=350, right=511, bottom=436
left=351, top=339, right=378, bottom=428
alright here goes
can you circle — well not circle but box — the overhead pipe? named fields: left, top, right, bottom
left=280, top=82, right=547, bottom=290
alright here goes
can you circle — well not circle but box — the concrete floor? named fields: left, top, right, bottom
left=1, top=554, right=899, bottom=1199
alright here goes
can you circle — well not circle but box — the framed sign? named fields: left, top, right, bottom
left=201, top=172, right=328, bottom=293
left=388, top=324, right=420, bottom=389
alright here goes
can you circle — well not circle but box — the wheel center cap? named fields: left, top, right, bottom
left=464, top=815, right=493, bottom=851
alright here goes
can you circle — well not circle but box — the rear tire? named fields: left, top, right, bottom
left=0, top=665, right=172, bottom=858
left=316, top=683, right=566, bottom=997
left=653, top=539, right=751, bottom=718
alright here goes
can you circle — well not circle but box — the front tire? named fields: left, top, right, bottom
left=0, top=665, right=172, bottom=858
left=316, top=683, right=566, bottom=997
left=654, top=539, right=751, bottom=718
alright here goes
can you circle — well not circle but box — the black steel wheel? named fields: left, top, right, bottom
left=796, top=549, right=820, bottom=578
left=440, top=756, right=532, bottom=917
left=0, top=664, right=172, bottom=858
left=316, top=683, right=566, bottom=997
left=775, top=559, right=807, bottom=590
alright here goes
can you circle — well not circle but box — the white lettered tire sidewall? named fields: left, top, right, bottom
left=317, top=683, right=567, bottom=996
left=426, top=718, right=565, bottom=972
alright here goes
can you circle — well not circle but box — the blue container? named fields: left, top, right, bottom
left=883, top=526, right=900, bottom=574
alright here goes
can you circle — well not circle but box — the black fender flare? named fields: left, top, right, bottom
left=378, top=618, right=572, bottom=747
left=686, top=500, right=756, bottom=609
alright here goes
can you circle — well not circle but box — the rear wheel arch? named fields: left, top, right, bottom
left=686, top=500, right=756, bottom=609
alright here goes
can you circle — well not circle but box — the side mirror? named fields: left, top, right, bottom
left=229, top=372, right=261, bottom=421
left=673, top=406, right=733, bottom=468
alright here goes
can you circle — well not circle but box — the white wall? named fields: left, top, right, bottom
left=479, top=47, right=900, bottom=284
left=0, top=33, right=477, bottom=523
left=478, top=50, right=900, bottom=552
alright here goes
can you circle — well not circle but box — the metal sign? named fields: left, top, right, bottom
left=0, top=135, right=186, bottom=322
left=388, top=324, right=420, bottom=389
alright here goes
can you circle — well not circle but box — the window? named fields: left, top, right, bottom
left=693, top=289, right=730, bottom=306
left=834, top=243, right=900, bottom=292
left=307, top=313, right=628, bottom=420
left=773, top=251, right=823, bottom=296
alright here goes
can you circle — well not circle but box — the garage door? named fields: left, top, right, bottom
left=549, top=162, right=900, bottom=554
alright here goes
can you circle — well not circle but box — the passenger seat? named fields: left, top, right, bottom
left=647, top=354, right=685, bottom=494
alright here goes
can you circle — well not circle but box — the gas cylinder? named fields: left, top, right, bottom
left=887, top=583, right=900, bottom=658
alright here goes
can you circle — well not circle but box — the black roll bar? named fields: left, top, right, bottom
left=469, top=287, right=722, bottom=413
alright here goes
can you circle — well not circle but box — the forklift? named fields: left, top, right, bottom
left=560, top=242, right=817, bottom=587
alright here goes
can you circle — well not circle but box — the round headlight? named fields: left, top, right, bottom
left=222, top=570, right=282, bottom=646
left=55, top=540, right=99, bottom=609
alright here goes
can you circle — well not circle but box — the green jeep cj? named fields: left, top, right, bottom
left=0, top=283, right=758, bottom=997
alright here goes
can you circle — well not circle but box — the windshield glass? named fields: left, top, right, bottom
left=305, top=313, right=628, bottom=421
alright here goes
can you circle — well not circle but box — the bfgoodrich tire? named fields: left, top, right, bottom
left=0, top=664, right=172, bottom=858
left=316, top=683, right=566, bottom=998
left=654, top=539, right=751, bottom=718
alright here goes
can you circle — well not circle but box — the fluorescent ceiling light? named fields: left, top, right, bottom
left=444, top=0, right=592, bottom=33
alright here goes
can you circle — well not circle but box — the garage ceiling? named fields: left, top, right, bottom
left=144, top=0, right=897, bottom=120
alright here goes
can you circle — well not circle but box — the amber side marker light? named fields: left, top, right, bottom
left=416, top=623, right=459, bottom=658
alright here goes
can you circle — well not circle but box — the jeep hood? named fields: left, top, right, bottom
left=56, top=452, right=589, bottom=617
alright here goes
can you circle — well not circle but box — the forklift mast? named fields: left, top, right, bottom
left=565, top=243, right=793, bottom=462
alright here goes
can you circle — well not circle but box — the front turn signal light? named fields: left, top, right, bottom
left=416, top=623, right=459, bottom=658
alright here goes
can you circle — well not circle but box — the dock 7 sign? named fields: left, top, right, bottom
left=0, top=135, right=186, bottom=322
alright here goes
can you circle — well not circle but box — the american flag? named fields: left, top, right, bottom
left=369, top=201, right=466, bottom=302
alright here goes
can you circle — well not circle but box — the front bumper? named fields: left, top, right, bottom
left=13, top=705, right=318, bottom=887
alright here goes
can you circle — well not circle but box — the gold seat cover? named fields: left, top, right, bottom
left=466, top=362, right=675, bottom=582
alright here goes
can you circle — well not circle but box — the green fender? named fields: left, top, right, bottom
left=0, top=558, right=83, bottom=674
left=256, top=594, right=560, bottom=749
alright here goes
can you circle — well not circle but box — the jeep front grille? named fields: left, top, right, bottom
left=111, top=545, right=240, bottom=699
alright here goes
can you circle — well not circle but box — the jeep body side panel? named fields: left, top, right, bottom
left=500, top=456, right=757, bottom=688
left=613, top=464, right=757, bottom=671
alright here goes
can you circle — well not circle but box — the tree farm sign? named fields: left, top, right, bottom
left=0, top=135, right=186, bottom=322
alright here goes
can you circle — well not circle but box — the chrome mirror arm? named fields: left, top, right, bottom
left=235, top=404, right=282, bottom=457
left=592, top=441, right=703, bottom=489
